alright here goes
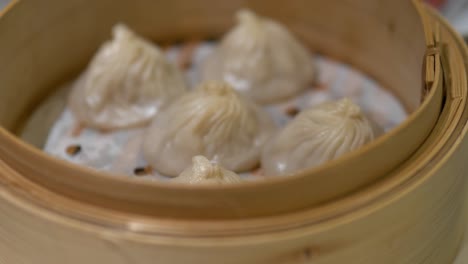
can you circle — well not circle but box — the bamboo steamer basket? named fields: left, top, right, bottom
left=0, top=0, right=466, bottom=263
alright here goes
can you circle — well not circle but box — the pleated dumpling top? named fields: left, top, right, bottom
left=201, top=9, right=315, bottom=104
left=69, top=23, right=187, bottom=130
left=173, top=156, right=242, bottom=185
left=143, top=81, right=276, bottom=177
left=262, top=98, right=378, bottom=176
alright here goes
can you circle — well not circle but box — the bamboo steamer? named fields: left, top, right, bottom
left=0, top=0, right=466, bottom=263
left=0, top=0, right=443, bottom=220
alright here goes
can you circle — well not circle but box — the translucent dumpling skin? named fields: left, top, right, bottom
left=69, top=24, right=187, bottom=130
left=143, top=81, right=276, bottom=177
left=201, top=9, right=315, bottom=105
left=261, top=98, right=377, bottom=176
left=173, top=156, right=242, bottom=185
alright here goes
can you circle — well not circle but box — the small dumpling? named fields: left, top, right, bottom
left=173, top=156, right=242, bottom=185
left=262, top=98, right=378, bottom=176
left=143, top=80, right=276, bottom=176
left=69, top=23, right=187, bottom=130
left=201, top=9, right=315, bottom=104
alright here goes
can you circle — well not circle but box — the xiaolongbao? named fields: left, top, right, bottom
left=69, top=23, right=187, bottom=130
left=143, top=81, right=276, bottom=177
left=262, top=98, right=378, bottom=176
left=173, top=156, right=242, bottom=185
left=201, top=9, right=315, bottom=104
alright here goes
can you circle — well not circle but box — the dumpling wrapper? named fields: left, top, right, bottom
left=262, top=98, right=378, bottom=176
left=143, top=81, right=276, bottom=177
left=201, top=9, right=315, bottom=105
left=69, top=23, right=187, bottom=130
left=173, top=156, right=242, bottom=185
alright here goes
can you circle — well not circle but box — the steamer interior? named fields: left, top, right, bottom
left=0, top=0, right=444, bottom=219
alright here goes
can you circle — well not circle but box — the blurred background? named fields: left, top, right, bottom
left=427, top=0, right=468, bottom=37
left=0, top=0, right=468, bottom=37
left=0, top=0, right=7, bottom=10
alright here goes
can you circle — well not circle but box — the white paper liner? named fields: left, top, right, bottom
left=43, top=42, right=407, bottom=181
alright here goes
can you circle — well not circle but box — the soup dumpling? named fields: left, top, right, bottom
left=201, top=9, right=315, bottom=104
left=173, top=156, right=242, bottom=185
left=69, top=23, right=187, bottom=130
left=143, top=81, right=276, bottom=176
left=262, top=98, right=378, bottom=176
